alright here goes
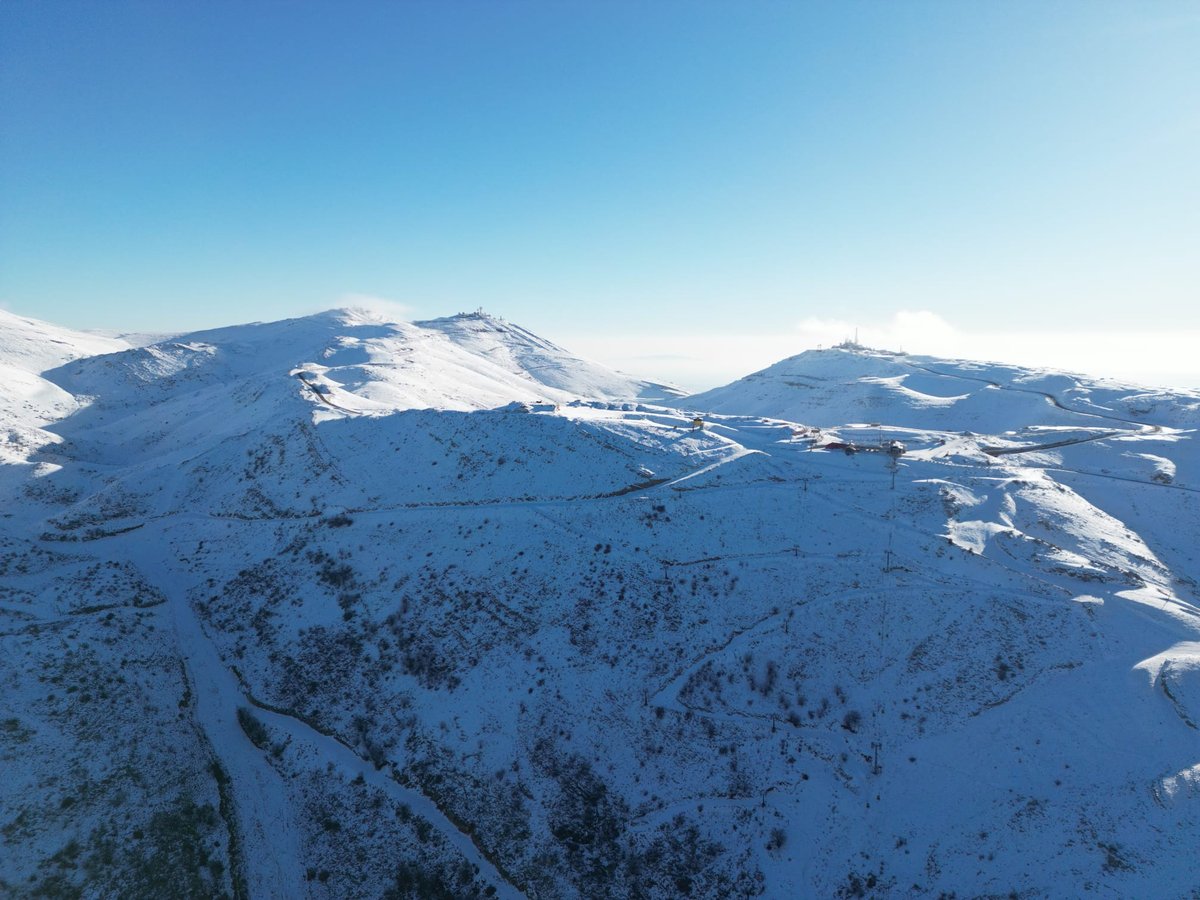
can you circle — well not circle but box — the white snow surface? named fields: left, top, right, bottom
left=415, top=309, right=686, bottom=402
left=2, top=313, right=1198, bottom=898
left=0, top=309, right=131, bottom=468
left=685, top=344, right=1200, bottom=433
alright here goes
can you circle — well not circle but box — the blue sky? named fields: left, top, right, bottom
left=2, top=1, right=1197, bottom=387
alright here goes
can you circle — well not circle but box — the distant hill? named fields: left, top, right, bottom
left=684, top=344, right=1200, bottom=432
left=0, top=308, right=130, bottom=467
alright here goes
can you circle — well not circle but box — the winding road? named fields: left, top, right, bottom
left=111, top=522, right=524, bottom=900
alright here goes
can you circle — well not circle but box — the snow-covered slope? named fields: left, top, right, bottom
left=0, top=310, right=130, bottom=468
left=416, top=310, right=686, bottom=402
left=47, top=308, right=680, bottom=426
left=0, top=309, right=130, bottom=377
left=685, top=344, right=1200, bottom=433
left=2, top=317, right=1197, bottom=898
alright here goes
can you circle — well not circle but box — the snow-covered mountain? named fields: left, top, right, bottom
left=0, top=309, right=131, bottom=468
left=685, top=343, right=1200, bottom=432
left=1, top=313, right=1197, bottom=898
left=415, top=310, right=686, bottom=403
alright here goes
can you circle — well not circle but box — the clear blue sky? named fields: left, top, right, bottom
left=1, top=1, right=1197, bottom=383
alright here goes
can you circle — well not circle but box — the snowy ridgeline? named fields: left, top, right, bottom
left=1, top=307, right=1198, bottom=898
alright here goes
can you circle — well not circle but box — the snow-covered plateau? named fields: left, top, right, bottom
left=1, top=307, right=1197, bottom=899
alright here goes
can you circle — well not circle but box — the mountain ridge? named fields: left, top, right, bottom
left=1, top=308, right=1197, bottom=898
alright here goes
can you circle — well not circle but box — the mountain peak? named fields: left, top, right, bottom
left=454, top=307, right=502, bottom=321
left=686, top=344, right=1198, bottom=432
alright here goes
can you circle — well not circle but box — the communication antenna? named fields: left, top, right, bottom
left=883, top=529, right=894, bottom=573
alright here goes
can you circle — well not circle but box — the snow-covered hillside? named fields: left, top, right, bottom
left=1, top=314, right=1197, bottom=898
left=686, top=344, right=1200, bottom=433
left=416, top=310, right=685, bottom=403
left=0, top=309, right=132, bottom=477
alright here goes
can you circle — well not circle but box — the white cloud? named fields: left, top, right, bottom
left=792, top=310, right=958, bottom=352
left=334, top=293, right=416, bottom=323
